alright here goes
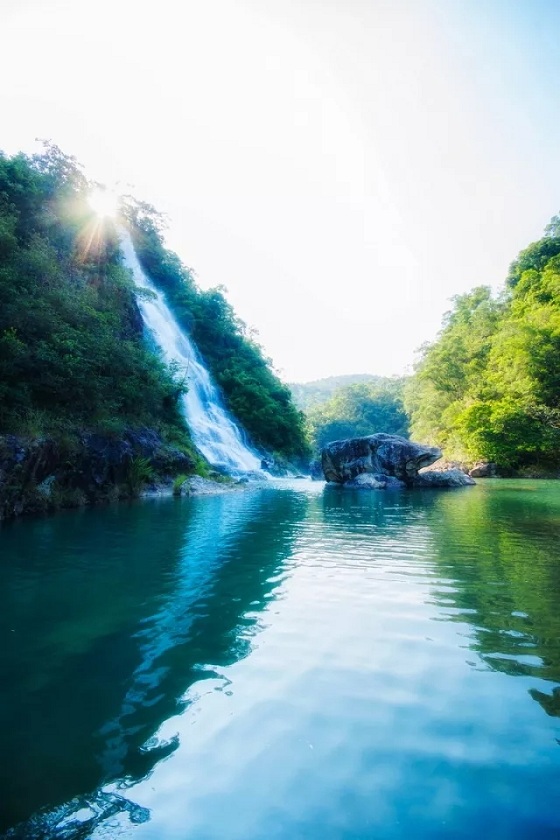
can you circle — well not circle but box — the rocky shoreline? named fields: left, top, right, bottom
left=3, top=426, right=554, bottom=523
left=0, top=430, right=195, bottom=522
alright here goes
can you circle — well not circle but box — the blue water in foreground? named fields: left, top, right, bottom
left=1, top=479, right=559, bottom=839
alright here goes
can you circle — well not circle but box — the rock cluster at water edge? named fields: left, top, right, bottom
left=321, top=433, right=475, bottom=489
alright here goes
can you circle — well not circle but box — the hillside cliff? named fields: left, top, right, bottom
left=0, top=145, right=308, bottom=517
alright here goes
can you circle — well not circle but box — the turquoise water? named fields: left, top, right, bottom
left=1, top=480, right=559, bottom=839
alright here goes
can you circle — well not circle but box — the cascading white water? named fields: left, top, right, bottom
left=119, top=231, right=262, bottom=474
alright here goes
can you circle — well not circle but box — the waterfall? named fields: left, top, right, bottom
left=119, top=231, right=262, bottom=474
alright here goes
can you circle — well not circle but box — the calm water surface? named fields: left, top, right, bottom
left=1, top=480, right=559, bottom=839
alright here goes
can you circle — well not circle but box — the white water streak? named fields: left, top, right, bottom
left=120, top=232, right=262, bottom=473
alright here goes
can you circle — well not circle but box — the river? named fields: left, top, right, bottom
left=1, top=480, right=559, bottom=838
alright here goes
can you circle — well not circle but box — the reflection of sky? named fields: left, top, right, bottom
left=111, top=485, right=560, bottom=840
left=7, top=482, right=560, bottom=839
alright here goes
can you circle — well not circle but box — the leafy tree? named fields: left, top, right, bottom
left=0, top=148, right=188, bottom=441
left=405, top=287, right=501, bottom=457
left=506, top=236, right=560, bottom=287
left=289, top=374, right=387, bottom=411
left=308, top=379, right=409, bottom=451
left=406, top=216, right=560, bottom=471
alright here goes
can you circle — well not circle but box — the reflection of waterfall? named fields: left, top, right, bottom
left=2, top=488, right=292, bottom=839
left=97, top=491, right=263, bottom=777
left=119, top=232, right=261, bottom=474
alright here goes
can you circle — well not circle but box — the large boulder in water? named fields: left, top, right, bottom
left=321, top=434, right=441, bottom=485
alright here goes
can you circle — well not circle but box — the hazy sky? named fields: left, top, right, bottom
left=2, top=0, right=560, bottom=382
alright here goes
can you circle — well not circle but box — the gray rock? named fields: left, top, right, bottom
left=344, top=473, right=387, bottom=490
left=343, top=472, right=407, bottom=490
left=178, top=476, right=235, bottom=496
left=244, top=470, right=268, bottom=481
left=322, top=434, right=441, bottom=485
left=384, top=475, right=408, bottom=489
left=260, top=456, right=288, bottom=476
left=79, top=429, right=194, bottom=487
left=414, top=469, right=476, bottom=488
left=0, top=429, right=196, bottom=520
left=469, top=462, right=496, bottom=478
left=309, top=459, right=324, bottom=481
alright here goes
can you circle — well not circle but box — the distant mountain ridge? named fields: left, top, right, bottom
left=288, top=374, right=390, bottom=411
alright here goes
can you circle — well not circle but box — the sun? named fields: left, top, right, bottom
left=88, top=187, right=119, bottom=219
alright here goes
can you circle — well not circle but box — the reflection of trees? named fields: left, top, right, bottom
left=424, top=481, right=560, bottom=716
left=0, top=489, right=307, bottom=837
left=324, top=481, right=560, bottom=724
left=529, top=686, right=560, bottom=719
left=4, top=480, right=559, bottom=837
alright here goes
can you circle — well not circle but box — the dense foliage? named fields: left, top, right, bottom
left=5, top=142, right=557, bottom=476
left=0, top=146, right=187, bottom=439
left=289, top=374, right=386, bottom=411
left=306, top=378, right=409, bottom=451
left=125, top=201, right=310, bottom=462
left=405, top=219, right=560, bottom=470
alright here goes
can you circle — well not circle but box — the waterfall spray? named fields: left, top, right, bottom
left=120, top=231, right=262, bottom=475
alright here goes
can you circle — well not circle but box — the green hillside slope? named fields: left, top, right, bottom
left=405, top=217, right=560, bottom=473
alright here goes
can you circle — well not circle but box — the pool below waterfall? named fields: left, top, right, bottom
left=1, top=479, right=559, bottom=839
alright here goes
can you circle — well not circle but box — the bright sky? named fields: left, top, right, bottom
left=2, top=0, right=560, bottom=382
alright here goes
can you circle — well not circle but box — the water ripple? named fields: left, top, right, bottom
left=1, top=481, right=560, bottom=838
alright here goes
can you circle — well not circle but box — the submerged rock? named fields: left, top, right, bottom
left=344, top=473, right=406, bottom=490
left=176, top=475, right=237, bottom=496
left=414, top=469, right=476, bottom=488
left=322, top=434, right=441, bottom=485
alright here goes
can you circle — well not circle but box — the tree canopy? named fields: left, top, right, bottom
left=0, top=145, right=187, bottom=439
left=306, top=378, right=409, bottom=452
left=289, top=374, right=388, bottom=412
left=405, top=218, right=560, bottom=471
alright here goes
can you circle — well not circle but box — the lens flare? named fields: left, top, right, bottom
left=88, top=187, right=119, bottom=219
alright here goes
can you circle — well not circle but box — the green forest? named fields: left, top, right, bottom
left=289, top=374, right=388, bottom=411
left=303, top=378, right=408, bottom=451
left=0, top=145, right=308, bottom=472
left=0, top=146, right=188, bottom=441
left=294, top=216, right=560, bottom=475
left=404, top=216, right=560, bottom=472
left=1, top=142, right=559, bottom=485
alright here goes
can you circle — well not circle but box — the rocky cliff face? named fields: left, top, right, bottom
left=321, top=434, right=475, bottom=489
left=0, top=430, right=194, bottom=521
